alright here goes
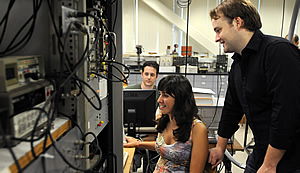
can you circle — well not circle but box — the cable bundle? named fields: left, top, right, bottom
left=0, top=0, right=129, bottom=172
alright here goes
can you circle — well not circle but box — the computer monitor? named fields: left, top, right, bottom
left=123, top=89, right=156, bottom=137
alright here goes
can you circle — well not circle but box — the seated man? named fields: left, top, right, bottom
left=126, top=61, right=159, bottom=90
left=126, top=61, right=160, bottom=107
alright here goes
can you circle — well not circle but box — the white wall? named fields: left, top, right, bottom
left=123, top=0, right=300, bottom=56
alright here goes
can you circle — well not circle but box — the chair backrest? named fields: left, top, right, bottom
left=204, top=162, right=217, bottom=173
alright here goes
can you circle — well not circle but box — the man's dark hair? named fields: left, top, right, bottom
left=294, top=34, right=299, bottom=43
left=142, top=61, right=159, bottom=75
left=209, top=0, right=262, bottom=31
left=285, top=34, right=299, bottom=44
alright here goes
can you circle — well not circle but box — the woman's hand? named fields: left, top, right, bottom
left=123, top=136, right=140, bottom=148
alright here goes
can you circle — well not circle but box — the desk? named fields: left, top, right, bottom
left=123, top=147, right=135, bottom=173
left=0, top=118, right=71, bottom=173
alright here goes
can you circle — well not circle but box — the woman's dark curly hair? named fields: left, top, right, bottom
left=156, top=75, right=200, bottom=143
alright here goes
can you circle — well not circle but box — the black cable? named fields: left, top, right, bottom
left=41, top=93, right=55, bottom=171
left=3, top=0, right=40, bottom=53
left=89, top=59, right=131, bottom=83
left=47, top=1, right=84, bottom=110
left=97, top=16, right=117, bottom=60
left=4, top=21, right=100, bottom=173
left=84, top=9, right=116, bottom=61
left=0, top=4, right=108, bottom=172
left=41, top=16, right=99, bottom=119
left=47, top=126, right=103, bottom=172
left=8, top=107, right=49, bottom=159
left=0, top=0, right=16, bottom=26
left=60, top=20, right=77, bottom=87
left=230, top=143, right=234, bottom=155
left=145, top=153, right=159, bottom=173
left=104, top=60, right=131, bottom=79
left=47, top=0, right=89, bottom=100
left=9, top=7, right=108, bottom=172
left=207, top=72, right=222, bottom=129
left=46, top=0, right=73, bottom=68
left=90, top=70, right=125, bottom=83
left=8, top=78, right=56, bottom=159
left=0, top=121, right=23, bottom=172
left=71, top=76, right=102, bottom=110
left=27, top=70, right=102, bottom=113
left=70, top=25, right=90, bottom=70
left=0, top=0, right=42, bottom=56
left=110, top=63, right=129, bottom=80
left=43, top=71, right=103, bottom=111
left=57, top=112, right=84, bottom=136
left=8, top=90, right=56, bottom=162
left=0, top=0, right=16, bottom=45
left=42, top=95, right=56, bottom=153
left=29, top=107, right=49, bottom=158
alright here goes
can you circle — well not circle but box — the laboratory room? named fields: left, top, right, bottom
left=0, top=1, right=299, bottom=173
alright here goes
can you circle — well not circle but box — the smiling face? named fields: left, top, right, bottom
left=212, top=16, right=239, bottom=53
left=141, top=66, right=158, bottom=89
left=157, top=91, right=175, bottom=116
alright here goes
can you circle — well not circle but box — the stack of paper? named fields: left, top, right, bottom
left=192, top=87, right=215, bottom=106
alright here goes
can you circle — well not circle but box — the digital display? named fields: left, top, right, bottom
left=6, top=67, right=15, bottom=80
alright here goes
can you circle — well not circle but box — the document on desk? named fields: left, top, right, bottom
left=123, top=151, right=129, bottom=167
left=192, top=87, right=215, bottom=95
left=193, top=87, right=215, bottom=106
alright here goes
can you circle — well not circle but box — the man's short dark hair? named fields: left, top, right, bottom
left=285, top=34, right=299, bottom=44
left=294, top=34, right=299, bottom=43
left=142, top=61, right=159, bottom=75
left=209, top=0, right=262, bottom=32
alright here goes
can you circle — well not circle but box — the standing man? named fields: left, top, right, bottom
left=208, top=0, right=300, bottom=173
left=126, top=61, right=159, bottom=90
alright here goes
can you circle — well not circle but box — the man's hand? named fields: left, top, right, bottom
left=208, top=146, right=225, bottom=169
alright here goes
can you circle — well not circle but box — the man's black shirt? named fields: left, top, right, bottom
left=218, top=30, right=300, bottom=172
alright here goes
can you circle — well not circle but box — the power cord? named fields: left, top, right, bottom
left=0, top=0, right=42, bottom=56
left=214, top=134, right=246, bottom=170
left=206, top=72, right=222, bottom=129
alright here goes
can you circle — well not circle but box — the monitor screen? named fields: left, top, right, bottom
left=123, top=89, right=156, bottom=135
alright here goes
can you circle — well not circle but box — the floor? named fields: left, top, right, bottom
left=134, top=123, right=254, bottom=173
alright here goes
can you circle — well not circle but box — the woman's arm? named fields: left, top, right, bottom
left=123, top=136, right=156, bottom=151
left=189, top=122, right=209, bottom=173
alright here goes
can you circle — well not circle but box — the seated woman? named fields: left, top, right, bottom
left=124, top=75, right=209, bottom=172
